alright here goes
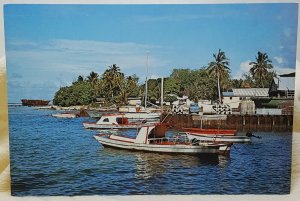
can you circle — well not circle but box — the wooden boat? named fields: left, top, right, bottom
left=86, top=110, right=103, bottom=118
left=94, top=124, right=231, bottom=155
left=21, top=99, right=50, bottom=106
left=52, top=113, right=77, bottom=118
left=183, top=128, right=237, bottom=136
left=119, top=106, right=161, bottom=120
left=122, top=112, right=161, bottom=120
left=185, top=132, right=251, bottom=143
left=87, top=108, right=118, bottom=118
left=83, top=114, right=151, bottom=129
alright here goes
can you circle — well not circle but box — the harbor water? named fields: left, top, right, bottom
left=8, top=106, right=292, bottom=195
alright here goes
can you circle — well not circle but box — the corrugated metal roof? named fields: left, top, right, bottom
left=222, top=92, right=234, bottom=97
left=274, top=77, right=295, bottom=91
left=232, top=88, right=269, bottom=97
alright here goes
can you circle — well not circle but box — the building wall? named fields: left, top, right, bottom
left=128, top=99, right=141, bottom=106
left=222, top=97, right=241, bottom=109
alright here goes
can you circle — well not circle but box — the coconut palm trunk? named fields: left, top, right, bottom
left=217, top=72, right=222, bottom=104
left=207, top=49, right=230, bottom=105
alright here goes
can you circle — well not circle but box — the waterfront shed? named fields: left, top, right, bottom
left=269, top=73, right=295, bottom=98
left=222, top=88, right=269, bottom=109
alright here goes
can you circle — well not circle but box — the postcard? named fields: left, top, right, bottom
left=1, top=2, right=299, bottom=198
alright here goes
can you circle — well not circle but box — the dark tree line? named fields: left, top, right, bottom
left=53, top=51, right=275, bottom=106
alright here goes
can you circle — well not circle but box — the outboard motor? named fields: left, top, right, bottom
left=246, top=132, right=261, bottom=139
left=191, top=138, right=200, bottom=145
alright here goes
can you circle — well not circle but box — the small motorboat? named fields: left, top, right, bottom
left=52, top=113, right=77, bottom=118
left=183, top=128, right=237, bottom=136
left=83, top=114, right=153, bottom=129
left=86, top=110, right=103, bottom=118
left=94, top=124, right=231, bottom=156
left=185, top=132, right=251, bottom=143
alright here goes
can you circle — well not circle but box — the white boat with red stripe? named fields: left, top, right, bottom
left=94, top=124, right=231, bottom=156
left=83, top=114, right=154, bottom=129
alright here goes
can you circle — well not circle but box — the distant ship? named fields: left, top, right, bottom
left=21, top=99, right=50, bottom=106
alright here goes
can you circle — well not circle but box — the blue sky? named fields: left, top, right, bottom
left=4, top=3, right=298, bottom=103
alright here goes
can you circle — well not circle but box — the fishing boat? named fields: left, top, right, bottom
left=87, top=108, right=118, bottom=118
left=123, top=112, right=161, bottom=121
left=119, top=106, right=161, bottom=120
left=183, top=128, right=237, bottom=136
left=52, top=113, right=77, bottom=118
left=185, top=132, right=251, bottom=143
left=94, top=124, right=231, bottom=155
left=83, top=114, right=151, bottom=129
left=86, top=110, right=103, bottom=118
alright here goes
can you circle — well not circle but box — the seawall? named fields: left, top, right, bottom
left=162, top=114, right=293, bottom=132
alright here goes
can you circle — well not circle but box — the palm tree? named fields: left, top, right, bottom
left=117, top=75, right=139, bottom=104
left=87, top=71, right=98, bottom=85
left=207, top=49, right=230, bottom=104
left=77, top=75, right=84, bottom=82
left=102, top=64, right=124, bottom=100
left=249, top=52, right=273, bottom=88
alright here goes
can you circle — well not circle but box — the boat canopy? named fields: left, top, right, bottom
left=135, top=124, right=167, bottom=144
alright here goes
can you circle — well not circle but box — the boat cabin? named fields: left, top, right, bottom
left=96, top=114, right=129, bottom=125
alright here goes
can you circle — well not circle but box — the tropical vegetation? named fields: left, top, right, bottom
left=249, top=51, right=274, bottom=88
left=53, top=51, right=277, bottom=107
left=207, top=49, right=230, bottom=104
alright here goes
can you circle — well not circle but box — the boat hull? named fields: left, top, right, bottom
left=123, top=112, right=161, bottom=119
left=52, top=113, right=77, bottom=118
left=94, top=135, right=220, bottom=155
left=86, top=110, right=103, bottom=118
left=187, top=133, right=251, bottom=143
left=83, top=122, right=143, bottom=129
left=21, top=99, right=50, bottom=106
left=183, top=128, right=236, bottom=136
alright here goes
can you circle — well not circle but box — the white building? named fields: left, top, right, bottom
left=222, top=88, right=269, bottom=109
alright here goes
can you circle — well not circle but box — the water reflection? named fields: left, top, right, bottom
left=100, top=147, right=229, bottom=180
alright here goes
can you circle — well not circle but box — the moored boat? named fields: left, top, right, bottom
left=183, top=128, right=237, bottom=136
left=123, top=111, right=161, bottom=120
left=83, top=114, right=152, bottom=129
left=119, top=106, right=161, bottom=120
left=185, top=132, right=251, bottom=143
left=52, top=113, right=77, bottom=118
left=86, top=110, right=103, bottom=118
left=21, top=99, right=50, bottom=106
left=94, top=124, right=231, bottom=155
left=87, top=108, right=118, bottom=118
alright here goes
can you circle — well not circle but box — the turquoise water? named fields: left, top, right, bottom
left=9, top=106, right=292, bottom=195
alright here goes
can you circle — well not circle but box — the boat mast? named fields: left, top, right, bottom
left=161, top=76, right=164, bottom=112
left=144, top=52, right=149, bottom=109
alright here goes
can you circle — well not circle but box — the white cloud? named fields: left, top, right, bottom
left=233, top=60, right=253, bottom=79
left=233, top=59, right=296, bottom=79
left=7, top=39, right=169, bottom=77
left=274, top=56, right=284, bottom=64
left=273, top=66, right=295, bottom=75
left=6, top=39, right=171, bottom=102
